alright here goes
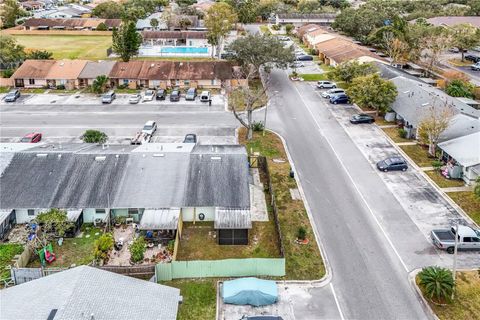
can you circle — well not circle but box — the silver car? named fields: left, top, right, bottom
left=129, top=93, right=141, bottom=104
left=143, top=90, right=155, bottom=102
left=316, top=81, right=337, bottom=89
left=321, top=88, right=345, bottom=98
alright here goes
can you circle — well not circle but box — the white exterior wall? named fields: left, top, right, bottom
left=181, top=207, right=215, bottom=222
left=186, top=38, right=209, bottom=47
left=463, top=166, right=479, bottom=184
left=82, top=208, right=109, bottom=223
left=306, top=34, right=335, bottom=47
left=15, top=209, right=36, bottom=224
left=18, top=78, right=48, bottom=88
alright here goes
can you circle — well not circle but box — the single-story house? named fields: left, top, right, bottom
left=303, top=28, right=335, bottom=48
left=139, top=30, right=212, bottom=57
left=22, top=18, right=121, bottom=30
left=0, top=143, right=253, bottom=245
left=20, top=1, right=45, bottom=11
left=136, top=13, right=199, bottom=31
left=315, top=38, right=383, bottom=67
left=275, top=13, right=337, bottom=25
left=108, top=60, right=146, bottom=89
left=42, top=4, right=92, bottom=19
left=45, top=59, right=88, bottom=89
left=295, top=23, right=322, bottom=39
left=0, top=266, right=181, bottom=320
left=423, top=16, right=480, bottom=28
left=438, top=132, right=480, bottom=184
left=11, top=60, right=56, bottom=88
left=78, top=60, right=116, bottom=87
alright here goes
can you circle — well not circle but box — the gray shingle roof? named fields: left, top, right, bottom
left=78, top=61, right=116, bottom=79
left=0, top=265, right=180, bottom=320
left=214, top=207, right=252, bottom=229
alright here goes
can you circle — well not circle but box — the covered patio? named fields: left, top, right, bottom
left=138, top=208, right=180, bottom=244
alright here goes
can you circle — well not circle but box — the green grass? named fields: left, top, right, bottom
left=381, top=127, right=412, bottom=143
left=0, top=244, right=24, bottom=279
left=28, top=225, right=103, bottom=267
left=228, top=79, right=267, bottom=111
left=448, top=58, right=473, bottom=67
left=0, top=87, right=11, bottom=93
left=13, top=35, right=111, bottom=60
left=240, top=129, right=325, bottom=280
left=400, top=144, right=437, bottom=167
left=259, top=25, right=271, bottom=35
left=425, top=171, right=465, bottom=189
left=418, top=270, right=480, bottom=320
left=163, top=279, right=217, bottom=320
left=22, top=88, right=46, bottom=94
left=297, top=74, right=327, bottom=81
left=374, top=116, right=394, bottom=126
left=319, top=64, right=335, bottom=73
left=447, top=192, right=480, bottom=225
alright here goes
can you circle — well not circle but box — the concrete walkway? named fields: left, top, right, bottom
left=396, top=141, right=418, bottom=146
left=441, top=186, right=474, bottom=193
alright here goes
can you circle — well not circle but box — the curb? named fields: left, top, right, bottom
left=409, top=269, right=439, bottom=320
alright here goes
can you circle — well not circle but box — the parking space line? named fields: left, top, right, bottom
left=330, top=283, right=345, bottom=320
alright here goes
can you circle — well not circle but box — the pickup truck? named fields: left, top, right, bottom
left=431, top=225, right=480, bottom=254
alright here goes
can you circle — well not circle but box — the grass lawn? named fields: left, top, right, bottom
left=418, top=270, right=480, bottom=320
left=28, top=225, right=103, bottom=267
left=0, top=244, right=24, bottom=279
left=176, top=221, right=281, bottom=260
left=425, top=171, right=465, bottom=189
left=163, top=279, right=217, bottom=320
left=447, top=192, right=480, bottom=225
left=240, top=128, right=325, bottom=280
left=259, top=25, right=271, bottom=35
left=375, top=116, right=395, bottom=126
left=22, top=88, right=46, bottom=94
left=13, top=35, right=111, bottom=60
left=228, top=79, right=267, bottom=111
left=319, top=64, right=335, bottom=73
left=448, top=58, right=473, bottom=67
left=297, top=74, right=326, bottom=81
left=381, top=127, right=412, bottom=143
left=400, top=144, right=437, bottom=167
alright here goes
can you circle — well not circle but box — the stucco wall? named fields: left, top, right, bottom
left=182, top=207, right=215, bottom=222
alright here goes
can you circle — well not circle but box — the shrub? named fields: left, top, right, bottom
left=252, top=121, right=265, bottom=132
left=418, top=266, right=454, bottom=303
left=398, top=128, right=408, bottom=139
left=297, top=227, right=307, bottom=240
left=94, top=233, right=114, bottom=261
left=271, top=24, right=281, bottom=31
left=474, top=177, right=480, bottom=199
left=96, top=22, right=108, bottom=31
left=81, top=130, right=108, bottom=144
left=167, top=240, right=175, bottom=253
left=432, top=160, right=442, bottom=172
left=445, top=79, right=474, bottom=98
left=309, top=48, right=318, bottom=55
left=129, top=236, right=146, bottom=263
left=1, top=69, right=14, bottom=78
left=285, top=24, right=294, bottom=35
left=56, top=84, right=65, bottom=90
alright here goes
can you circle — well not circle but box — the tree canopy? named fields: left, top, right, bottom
left=205, top=2, right=237, bottom=58
left=0, top=35, right=25, bottom=66
left=25, top=49, right=53, bottom=60
left=1, top=0, right=27, bottom=28
left=112, top=21, right=142, bottom=62
left=81, top=130, right=109, bottom=144
left=330, top=61, right=378, bottom=84
left=92, top=1, right=125, bottom=19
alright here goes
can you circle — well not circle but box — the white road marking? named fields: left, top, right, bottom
left=330, top=283, right=346, bottom=320
left=291, top=80, right=410, bottom=273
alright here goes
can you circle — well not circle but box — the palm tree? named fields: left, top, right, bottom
left=418, top=266, right=454, bottom=303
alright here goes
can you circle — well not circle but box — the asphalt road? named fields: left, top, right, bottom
left=263, top=70, right=431, bottom=319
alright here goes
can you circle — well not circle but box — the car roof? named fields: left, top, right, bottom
left=457, top=225, right=479, bottom=237
left=201, top=91, right=209, bottom=95
left=145, top=120, right=155, bottom=125
left=387, top=157, right=404, bottom=162
left=24, top=133, right=35, bottom=137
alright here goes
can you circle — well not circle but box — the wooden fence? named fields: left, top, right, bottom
left=96, top=264, right=156, bottom=279
left=1, top=29, right=112, bottom=36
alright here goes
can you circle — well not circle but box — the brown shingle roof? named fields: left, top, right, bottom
left=23, top=18, right=121, bottom=29
left=109, top=61, right=144, bottom=79
left=47, top=60, right=88, bottom=79
left=141, top=31, right=207, bottom=40
left=305, top=28, right=329, bottom=38
left=316, top=38, right=380, bottom=63
left=137, top=61, right=234, bottom=80
left=296, top=24, right=321, bottom=37
left=12, top=60, right=56, bottom=79
left=425, top=16, right=480, bottom=28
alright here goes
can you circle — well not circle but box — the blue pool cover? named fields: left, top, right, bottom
left=161, top=47, right=209, bottom=54
left=222, top=277, right=278, bottom=306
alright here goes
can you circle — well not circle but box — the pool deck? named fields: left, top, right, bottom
left=139, top=45, right=212, bottom=57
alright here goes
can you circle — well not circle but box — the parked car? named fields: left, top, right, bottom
left=129, top=93, right=141, bottom=104
left=431, top=225, right=480, bottom=254
left=183, top=133, right=197, bottom=143
left=156, top=89, right=166, bottom=100
left=4, top=89, right=20, bottom=102
left=290, top=61, right=305, bottom=68
left=101, top=90, right=116, bottom=104
left=142, top=120, right=157, bottom=135
left=376, top=157, right=408, bottom=172
left=350, top=114, right=375, bottom=124
left=143, top=89, right=155, bottom=102
left=241, top=317, right=283, bottom=320
left=185, top=88, right=197, bottom=101
left=465, top=54, right=480, bottom=63
left=329, top=93, right=349, bottom=104
left=471, top=62, right=480, bottom=71
left=20, top=132, right=42, bottom=143
left=170, top=90, right=180, bottom=102
left=200, top=91, right=211, bottom=102
left=317, top=81, right=337, bottom=89
left=296, top=55, right=313, bottom=61
left=321, top=88, right=344, bottom=98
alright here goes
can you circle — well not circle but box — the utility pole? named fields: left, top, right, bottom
left=452, top=223, right=459, bottom=300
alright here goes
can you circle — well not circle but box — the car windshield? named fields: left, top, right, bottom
left=384, top=159, right=393, bottom=165
left=20, top=137, right=31, bottom=142
left=102, top=94, right=111, bottom=99
left=146, top=90, right=154, bottom=95
left=143, top=125, right=153, bottom=130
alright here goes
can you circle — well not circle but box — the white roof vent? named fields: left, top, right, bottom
left=95, top=156, right=106, bottom=162
left=36, top=153, right=48, bottom=158
left=153, top=153, right=165, bottom=157
left=211, top=156, right=221, bottom=160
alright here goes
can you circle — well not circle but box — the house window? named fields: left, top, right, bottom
left=184, top=80, right=190, bottom=86
left=189, top=40, right=193, bottom=46
left=211, top=79, right=217, bottom=85
left=96, top=209, right=106, bottom=215
left=175, top=80, right=180, bottom=86
left=28, top=209, right=35, bottom=216
left=128, top=208, right=138, bottom=216
left=123, top=79, right=129, bottom=85
left=29, top=79, right=35, bottom=85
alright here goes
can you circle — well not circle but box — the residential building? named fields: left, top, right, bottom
left=22, top=18, right=121, bottom=30
left=42, top=4, right=92, bottom=18
left=78, top=60, right=116, bottom=87
left=303, top=28, right=335, bottom=48
left=0, top=265, right=181, bottom=320
left=295, top=23, right=322, bottom=39
left=315, top=38, right=383, bottom=66
left=423, top=16, right=480, bottom=28
left=19, top=1, right=46, bottom=11
left=46, top=59, right=88, bottom=89
left=139, top=30, right=212, bottom=57
left=0, top=143, right=253, bottom=245
left=136, top=13, right=199, bottom=31
left=275, top=13, right=337, bottom=25
left=11, top=60, right=56, bottom=88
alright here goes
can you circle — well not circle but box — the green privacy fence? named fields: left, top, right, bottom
left=156, top=258, right=285, bottom=281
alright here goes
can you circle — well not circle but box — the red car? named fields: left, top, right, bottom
left=21, top=132, right=42, bottom=143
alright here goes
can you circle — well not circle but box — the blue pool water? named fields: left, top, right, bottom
left=161, top=47, right=209, bottom=54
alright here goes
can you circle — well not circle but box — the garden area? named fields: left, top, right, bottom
left=381, top=126, right=412, bottom=143
left=447, top=191, right=480, bottom=225
left=399, top=144, right=437, bottom=168
left=417, top=267, right=480, bottom=320
left=425, top=170, right=465, bottom=189
left=0, top=243, right=24, bottom=280
left=12, top=35, right=112, bottom=60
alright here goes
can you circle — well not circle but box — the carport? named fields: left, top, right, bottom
left=215, top=208, right=251, bottom=245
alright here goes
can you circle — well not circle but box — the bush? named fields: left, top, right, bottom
left=297, top=227, right=307, bottom=240
left=96, top=22, right=108, bottom=31
left=271, top=24, right=281, bottom=31
left=81, top=130, right=108, bottom=144
left=309, top=48, right=318, bottom=55
left=398, top=128, right=408, bottom=139
left=94, top=233, right=114, bottom=261
left=285, top=24, right=294, bottom=35
left=1, top=69, right=14, bottom=78
left=474, top=177, right=480, bottom=199
left=167, top=240, right=175, bottom=253
left=252, top=121, right=265, bottom=132
left=129, top=236, right=146, bottom=263
left=432, top=160, right=442, bottom=172
left=445, top=79, right=474, bottom=98
left=56, top=84, right=66, bottom=90
left=418, top=266, right=454, bottom=303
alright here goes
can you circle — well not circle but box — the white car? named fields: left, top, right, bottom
left=142, top=120, right=157, bottom=135
left=321, top=88, right=345, bottom=98
left=290, top=61, right=305, bottom=68
left=143, top=90, right=155, bottom=102
left=129, top=93, right=141, bottom=104
left=316, top=81, right=337, bottom=89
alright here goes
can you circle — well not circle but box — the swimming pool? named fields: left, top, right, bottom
left=161, top=47, right=209, bottom=54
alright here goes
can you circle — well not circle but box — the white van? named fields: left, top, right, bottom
left=200, top=91, right=211, bottom=102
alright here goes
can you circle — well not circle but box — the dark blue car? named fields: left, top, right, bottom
left=329, top=93, right=349, bottom=104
